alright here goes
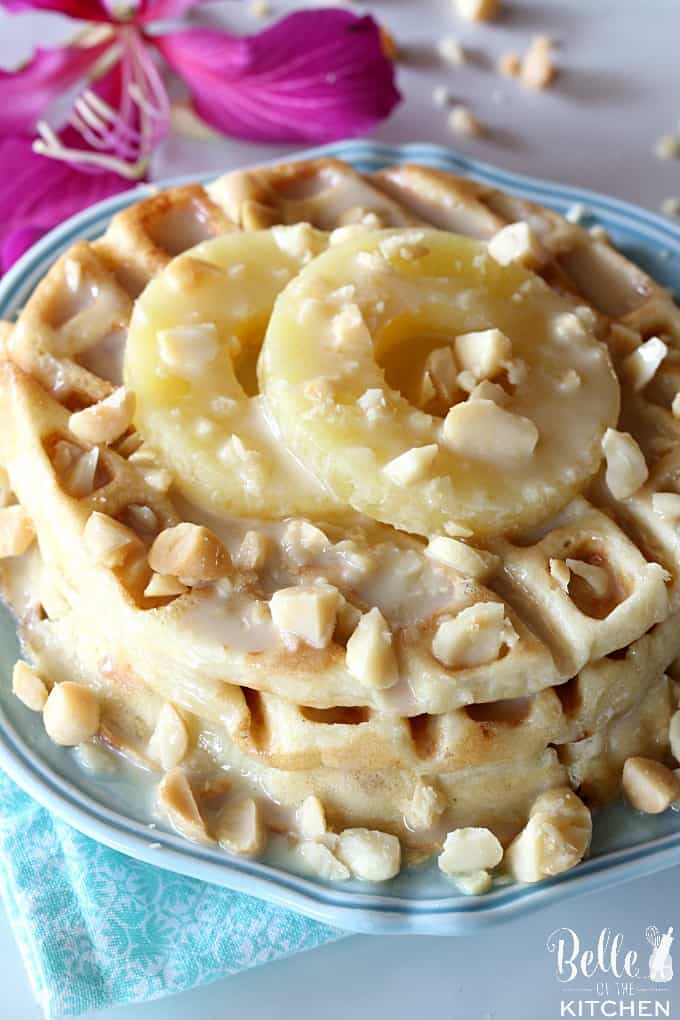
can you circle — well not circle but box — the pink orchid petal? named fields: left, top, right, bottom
left=0, top=41, right=111, bottom=135
left=153, top=9, right=400, bottom=144
left=1, top=0, right=214, bottom=20
left=134, top=0, right=213, bottom=22
left=0, top=135, right=132, bottom=273
left=0, top=1, right=112, bottom=19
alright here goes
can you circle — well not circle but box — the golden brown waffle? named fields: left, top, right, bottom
left=3, top=157, right=680, bottom=880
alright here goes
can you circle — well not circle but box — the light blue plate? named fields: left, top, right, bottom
left=1, top=141, right=680, bottom=936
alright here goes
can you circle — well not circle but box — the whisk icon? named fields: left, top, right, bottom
left=646, top=926, right=674, bottom=983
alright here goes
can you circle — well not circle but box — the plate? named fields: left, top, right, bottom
left=1, top=140, right=680, bottom=936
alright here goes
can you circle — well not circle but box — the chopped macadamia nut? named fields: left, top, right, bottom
left=454, top=0, right=499, bottom=22
left=149, top=522, right=231, bottom=582
left=488, top=222, right=542, bottom=267
left=331, top=303, right=370, bottom=349
left=549, top=558, right=571, bottom=591
left=520, top=35, right=556, bottom=91
left=297, top=795, right=328, bottom=841
left=158, top=323, right=218, bottom=377
left=272, top=223, right=321, bottom=262
left=448, top=105, right=483, bottom=138
left=129, top=447, right=173, bottom=493
left=12, top=661, right=48, bottom=711
left=234, top=530, right=270, bottom=571
left=432, top=602, right=515, bottom=669
left=558, top=369, right=581, bottom=393
left=64, top=446, right=101, bottom=497
left=454, top=870, right=493, bottom=895
left=43, top=682, right=100, bottom=746
left=425, top=536, right=499, bottom=580
left=75, top=742, right=117, bottom=775
left=673, top=393, right=680, bottom=418
left=158, top=767, right=212, bottom=843
left=124, top=503, right=159, bottom=535
left=670, top=711, right=680, bottom=763
left=437, top=36, right=465, bottom=64
left=248, top=0, right=270, bottom=17
left=438, top=827, right=503, bottom=876
left=144, top=573, right=187, bottom=598
left=358, top=387, right=389, bottom=423
left=622, top=756, right=680, bottom=814
left=589, top=225, right=610, bottom=243
left=419, top=370, right=437, bottom=406
left=655, top=134, right=680, bottom=160
left=661, top=197, right=680, bottom=217
left=345, top=607, right=398, bottom=689
left=405, top=780, right=446, bottom=831
left=499, top=52, right=521, bottom=79
left=454, top=328, right=512, bottom=382
left=337, top=828, right=401, bottom=882
left=652, top=493, right=680, bottom=519
left=298, top=841, right=349, bottom=881
left=84, top=511, right=143, bottom=568
left=444, top=521, right=474, bottom=538
left=69, top=387, right=135, bottom=445
left=433, top=84, right=453, bottom=107
left=127, top=445, right=158, bottom=468
left=623, top=336, right=668, bottom=391
left=281, top=520, right=329, bottom=562
left=64, top=257, right=82, bottom=292
left=216, top=796, right=264, bottom=855
left=602, top=428, right=648, bottom=500
left=457, top=369, right=476, bottom=392
left=148, top=703, right=189, bottom=770
left=378, top=231, right=428, bottom=262
left=553, top=312, right=588, bottom=344
left=270, top=583, right=340, bottom=649
left=469, top=380, right=509, bottom=405
left=565, top=558, right=609, bottom=597
left=424, top=345, right=459, bottom=403
left=504, top=357, right=528, bottom=387
left=442, top=399, right=538, bottom=466
left=504, top=788, right=592, bottom=883
left=0, top=505, right=35, bottom=558
left=383, top=444, right=439, bottom=486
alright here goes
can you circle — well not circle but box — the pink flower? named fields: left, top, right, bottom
left=0, top=133, right=132, bottom=271
left=0, top=0, right=400, bottom=270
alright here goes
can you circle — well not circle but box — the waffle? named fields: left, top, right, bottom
left=2, top=157, right=680, bottom=886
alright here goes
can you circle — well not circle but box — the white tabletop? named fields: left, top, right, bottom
left=2, top=1, right=680, bottom=1016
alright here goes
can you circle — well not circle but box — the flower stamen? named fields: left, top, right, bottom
left=33, top=121, right=150, bottom=180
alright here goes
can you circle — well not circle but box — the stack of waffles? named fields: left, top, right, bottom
left=2, top=158, right=680, bottom=890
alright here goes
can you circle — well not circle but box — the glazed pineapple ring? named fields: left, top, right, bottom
left=124, top=226, right=342, bottom=519
left=260, top=228, right=621, bottom=539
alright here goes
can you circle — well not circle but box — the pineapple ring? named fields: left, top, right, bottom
left=124, top=226, right=343, bottom=519
left=260, top=229, right=621, bottom=539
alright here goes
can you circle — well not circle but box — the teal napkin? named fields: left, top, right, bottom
left=0, top=770, right=344, bottom=1018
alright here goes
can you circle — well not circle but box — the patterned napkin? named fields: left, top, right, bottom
left=0, top=770, right=344, bottom=1018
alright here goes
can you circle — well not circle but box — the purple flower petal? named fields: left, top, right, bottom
left=135, top=0, right=212, bottom=22
left=153, top=9, right=401, bottom=144
left=0, top=1, right=111, bottom=19
left=0, top=41, right=111, bottom=135
left=0, top=135, right=133, bottom=273
left=1, top=0, right=214, bottom=20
